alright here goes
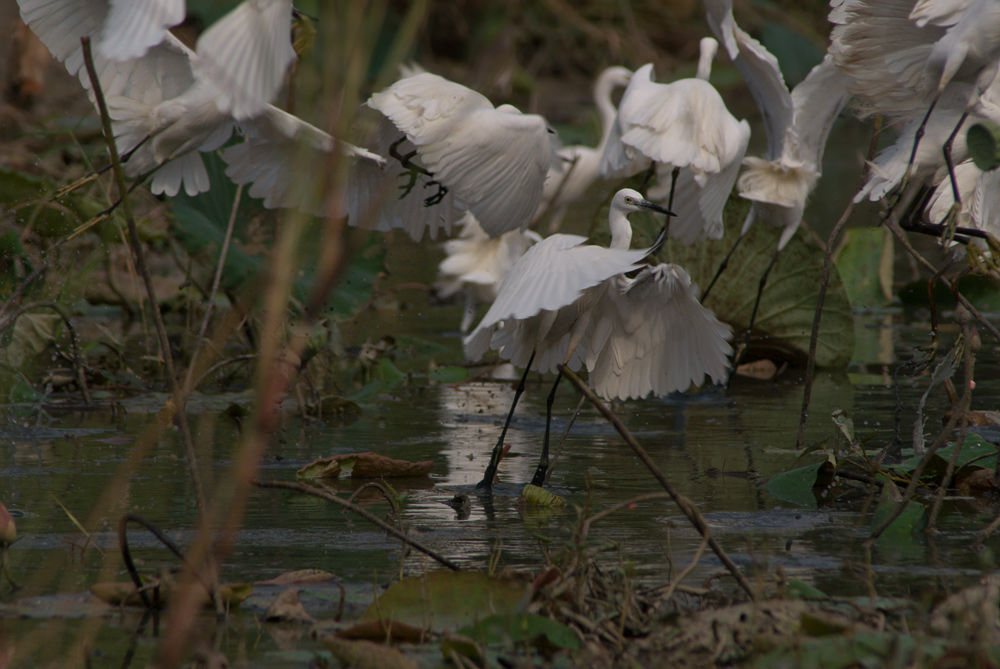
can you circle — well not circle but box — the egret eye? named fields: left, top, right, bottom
left=625, top=196, right=633, bottom=203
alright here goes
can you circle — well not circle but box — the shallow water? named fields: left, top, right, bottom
left=3, top=297, right=999, bottom=664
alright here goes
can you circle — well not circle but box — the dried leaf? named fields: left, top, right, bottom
left=297, top=452, right=434, bottom=480
left=89, top=579, right=252, bottom=608
left=263, top=589, right=314, bottom=624
left=320, top=636, right=418, bottom=669
left=0, top=501, right=15, bottom=546
left=338, top=619, right=427, bottom=643
left=256, top=569, right=336, bottom=586
left=734, top=359, right=778, bottom=380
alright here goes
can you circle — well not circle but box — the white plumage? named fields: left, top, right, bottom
left=359, top=73, right=555, bottom=240
left=465, top=189, right=732, bottom=400
left=18, top=0, right=299, bottom=197
left=535, top=66, right=633, bottom=232
left=706, top=0, right=851, bottom=250
left=435, top=214, right=542, bottom=333
left=599, top=42, right=751, bottom=246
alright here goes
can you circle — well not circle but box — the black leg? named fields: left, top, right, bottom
left=883, top=97, right=940, bottom=219
left=702, top=232, right=744, bottom=302
left=733, top=248, right=780, bottom=370
left=530, top=370, right=563, bottom=487
left=477, top=351, right=535, bottom=489
left=940, top=110, right=971, bottom=244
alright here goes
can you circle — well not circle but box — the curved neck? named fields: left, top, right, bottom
left=595, top=79, right=619, bottom=145
left=608, top=208, right=633, bottom=249
left=697, top=39, right=717, bottom=81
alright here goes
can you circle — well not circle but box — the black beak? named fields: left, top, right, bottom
left=640, top=199, right=674, bottom=217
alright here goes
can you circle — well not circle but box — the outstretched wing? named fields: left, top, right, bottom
left=586, top=264, right=733, bottom=400
left=193, top=0, right=296, bottom=120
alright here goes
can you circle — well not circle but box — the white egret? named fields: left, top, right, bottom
left=599, top=40, right=751, bottom=246
left=701, top=0, right=851, bottom=360
left=830, top=0, right=1000, bottom=237
left=534, top=66, right=633, bottom=233
left=434, top=214, right=542, bottom=333
left=18, top=0, right=298, bottom=197
left=465, top=189, right=732, bottom=488
left=354, top=72, right=555, bottom=241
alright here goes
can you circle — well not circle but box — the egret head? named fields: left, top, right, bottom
left=612, top=188, right=673, bottom=217
left=598, top=66, right=633, bottom=91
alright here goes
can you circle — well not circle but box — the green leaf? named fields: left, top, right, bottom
left=459, top=613, right=581, bottom=651
left=361, top=572, right=524, bottom=632
left=654, top=196, right=855, bottom=367
left=756, top=632, right=949, bottom=669
left=871, top=477, right=926, bottom=553
left=760, top=462, right=827, bottom=509
left=967, top=122, right=1000, bottom=171
left=834, top=227, right=893, bottom=311
left=896, top=433, right=997, bottom=481
left=786, top=579, right=828, bottom=600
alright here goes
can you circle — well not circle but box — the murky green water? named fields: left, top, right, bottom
left=3, top=297, right=999, bottom=664
left=3, top=98, right=999, bottom=665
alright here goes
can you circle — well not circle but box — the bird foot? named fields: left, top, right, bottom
left=423, top=180, right=449, bottom=207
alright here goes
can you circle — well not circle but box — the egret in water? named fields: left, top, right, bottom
left=352, top=72, right=555, bottom=241
left=534, top=66, right=633, bottom=233
left=465, top=189, right=732, bottom=488
left=599, top=39, right=751, bottom=246
left=17, top=0, right=299, bottom=197
left=434, top=214, right=542, bottom=333
left=701, top=0, right=851, bottom=361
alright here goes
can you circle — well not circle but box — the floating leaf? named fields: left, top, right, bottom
left=89, top=579, right=252, bottom=607
left=757, top=631, right=949, bottom=669
left=786, top=579, right=827, bottom=600
left=296, top=452, right=433, bottom=480
left=320, top=636, right=418, bottom=669
left=361, top=572, right=524, bottom=632
left=263, top=588, right=314, bottom=623
left=256, top=569, right=336, bottom=586
left=458, top=613, right=581, bottom=651
left=897, top=433, right=997, bottom=481
left=761, top=462, right=832, bottom=509
left=871, top=477, right=926, bottom=551
left=338, top=619, right=427, bottom=643
left=519, top=484, right=565, bottom=507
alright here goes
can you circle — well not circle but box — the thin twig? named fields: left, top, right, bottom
left=183, top=184, right=243, bottom=395
left=883, top=217, right=1000, bottom=342
left=796, top=117, right=882, bottom=449
left=661, top=532, right=711, bottom=602
left=254, top=479, right=460, bottom=571
left=927, top=310, right=976, bottom=532
left=0, top=263, right=46, bottom=321
left=543, top=394, right=586, bottom=487
left=81, top=38, right=208, bottom=510
left=559, top=365, right=757, bottom=601
left=868, top=327, right=976, bottom=541
left=576, top=492, right=673, bottom=543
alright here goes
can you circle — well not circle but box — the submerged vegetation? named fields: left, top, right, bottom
left=2, top=0, right=1000, bottom=667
